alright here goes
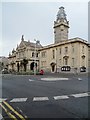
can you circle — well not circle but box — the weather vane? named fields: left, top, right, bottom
left=21, top=35, right=24, bottom=41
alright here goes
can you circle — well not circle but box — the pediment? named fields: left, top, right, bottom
left=18, top=41, right=26, bottom=48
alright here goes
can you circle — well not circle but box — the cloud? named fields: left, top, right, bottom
left=1, top=2, right=88, bottom=56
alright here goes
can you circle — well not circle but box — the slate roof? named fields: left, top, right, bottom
left=18, top=40, right=43, bottom=49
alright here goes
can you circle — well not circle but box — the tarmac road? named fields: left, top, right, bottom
left=0, top=73, right=89, bottom=119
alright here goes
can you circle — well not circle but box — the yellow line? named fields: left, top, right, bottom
left=0, top=103, right=18, bottom=120
left=3, top=101, right=26, bottom=120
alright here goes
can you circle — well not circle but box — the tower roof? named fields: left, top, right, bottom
left=57, top=6, right=67, bottom=21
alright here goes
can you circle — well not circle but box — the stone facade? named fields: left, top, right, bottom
left=54, top=7, right=69, bottom=43
left=0, top=56, right=8, bottom=71
left=38, top=7, right=89, bottom=73
left=88, top=44, right=90, bottom=72
left=8, top=6, right=90, bottom=73
left=39, top=38, right=89, bottom=73
left=8, top=36, right=42, bottom=73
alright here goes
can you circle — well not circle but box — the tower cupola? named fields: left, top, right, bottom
left=57, top=6, right=67, bottom=22
left=54, top=6, right=69, bottom=43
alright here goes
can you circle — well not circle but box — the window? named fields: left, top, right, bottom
left=36, top=53, right=38, bottom=57
left=65, top=58, right=68, bottom=65
left=72, top=58, right=74, bottom=67
left=82, top=46, right=84, bottom=53
left=41, top=61, right=46, bottom=67
left=65, top=47, right=68, bottom=53
left=59, top=48, right=61, bottom=54
left=22, top=52, right=24, bottom=57
left=41, top=51, right=46, bottom=58
left=32, top=52, right=34, bottom=57
left=19, top=52, right=21, bottom=58
left=82, top=56, right=85, bottom=66
left=72, top=45, right=74, bottom=53
left=52, top=50, right=55, bottom=59
left=41, top=61, right=43, bottom=66
left=59, top=59, right=61, bottom=66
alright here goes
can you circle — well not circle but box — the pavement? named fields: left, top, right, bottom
left=0, top=73, right=90, bottom=119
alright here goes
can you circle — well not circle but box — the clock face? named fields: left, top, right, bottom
left=61, top=25, right=64, bottom=29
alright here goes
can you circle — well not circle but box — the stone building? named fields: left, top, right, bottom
left=88, top=44, right=90, bottom=72
left=0, top=56, right=8, bottom=71
left=8, top=35, right=42, bottom=72
left=39, top=38, right=89, bottom=73
left=39, top=6, right=90, bottom=73
left=8, top=6, right=90, bottom=73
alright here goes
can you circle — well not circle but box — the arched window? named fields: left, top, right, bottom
left=36, top=53, right=38, bottom=57
left=32, top=52, right=34, bottom=57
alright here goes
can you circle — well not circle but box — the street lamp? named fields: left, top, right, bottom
left=34, top=39, right=37, bottom=75
left=34, top=39, right=40, bottom=75
left=56, top=48, right=57, bottom=73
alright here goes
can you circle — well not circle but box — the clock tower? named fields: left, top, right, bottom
left=54, top=6, right=69, bottom=43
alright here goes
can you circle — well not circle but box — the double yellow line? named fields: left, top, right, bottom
left=0, top=101, right=26, bottom=120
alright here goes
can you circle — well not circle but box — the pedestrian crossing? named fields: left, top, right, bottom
left=0, top=92, right=90, bottom=119
left=10, top=98, right=27, bottom=102
left=0, top=92, right=90, bottom=103
left=33, top=97, right=49, bottom=101
left=54, top=95, right=69, bottom=100
left=71, top=93, right=89, bottom=98
left=0, top=98, right=7, bottom=102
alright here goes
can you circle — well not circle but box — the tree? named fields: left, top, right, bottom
left=21, top=59, right=28, bottom=72
left=0, top=62, right=4, bottom=71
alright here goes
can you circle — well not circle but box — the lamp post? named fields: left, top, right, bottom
left=34, top=39, right=37, bottom=75
left=34, top=39, right=40, bottom=75
left=56, top=48, right=57, bottom=73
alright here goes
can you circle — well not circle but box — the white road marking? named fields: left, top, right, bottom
left=71, top=93, right=89, bottom=98
left=0, top=114, right=3, bottom=119
left=78, top=78, right=82, bottom=81
left=29, top=79, right=34, bottom=81
left=54, top=95, right=69, bottom=100
left=41, top=78, right=69, bottom=81
left=10, top=98, right=27, bottom=102
left=0, top=92, right=89, bottom=103
left=0, top=98, right=7, bottom=102
left=33, top=97, right=49, bottom=101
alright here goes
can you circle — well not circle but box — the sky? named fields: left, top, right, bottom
left=0, top=1, right=88, bottom=57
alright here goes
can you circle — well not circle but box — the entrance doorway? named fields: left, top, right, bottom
left=30, top=62, right=37, bottom=71
left=50, top=62, right=56, bottom=72
left=17, top=63, right=19, bottom=72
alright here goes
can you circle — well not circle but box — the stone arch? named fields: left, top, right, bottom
left=17, top=63, right=19, bottom=72
left=30, top=62, right=37, bottom=71
left=50, top=62, right=56, bottom=72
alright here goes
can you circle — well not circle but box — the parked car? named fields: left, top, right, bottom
left=61, top=66, right=71, bottom=71
left=2, top=68, right=8, bottom=74
left=33, top=70, right=44, bottom=75
left=80, top=66, right=86, bottom=72
left=40, top=69, right=44, bottom=75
